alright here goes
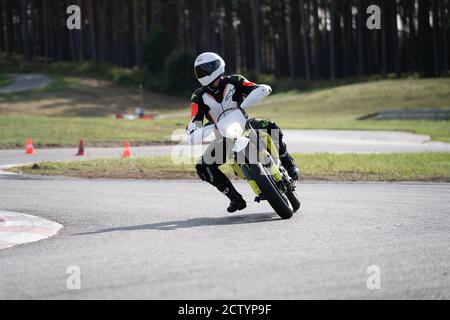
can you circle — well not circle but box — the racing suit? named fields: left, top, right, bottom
left=186, top=75, right=298, bottom=212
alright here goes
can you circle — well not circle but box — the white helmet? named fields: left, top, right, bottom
left=194, top=52, right=225, bottom=87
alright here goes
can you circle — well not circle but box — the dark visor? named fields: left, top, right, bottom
left=195, top=60, right=220, bottom=79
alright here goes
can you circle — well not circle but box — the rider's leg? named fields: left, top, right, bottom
left=248, top=118, right=300, bottom=180
left=196, top=162, right=247, bottom=212
left=196, top=138, right=247, bottom=212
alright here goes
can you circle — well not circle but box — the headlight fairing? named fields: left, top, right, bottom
left=225, top=122, right=244, bottom=139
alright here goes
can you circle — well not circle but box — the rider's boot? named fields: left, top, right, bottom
left=280, top=151, right=300, bottom=180
left=221, top=183, right=247, bottom=213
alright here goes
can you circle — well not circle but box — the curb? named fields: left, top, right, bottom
left=0, top=210, right=63, bottom=250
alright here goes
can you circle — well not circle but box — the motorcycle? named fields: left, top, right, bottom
left=190, top=107, right=300, bottom=219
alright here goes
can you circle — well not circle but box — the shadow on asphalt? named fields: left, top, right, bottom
left=74, top=212, right=280, bottom=235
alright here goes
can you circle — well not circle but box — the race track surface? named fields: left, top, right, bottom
left=0, top=74, right=51, bottom=94
left=1, top=175, right=449, bottom=299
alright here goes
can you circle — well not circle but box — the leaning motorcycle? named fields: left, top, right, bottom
left=190, top=107, right=300, bottom=219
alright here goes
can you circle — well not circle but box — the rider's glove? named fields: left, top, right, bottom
left=186, top=121, right=198, bottom=135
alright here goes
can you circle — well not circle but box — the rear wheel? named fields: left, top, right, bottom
left=246, top=163, right=293, bottom=219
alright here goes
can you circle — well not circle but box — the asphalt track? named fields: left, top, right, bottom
left=0, top=174, right=449, bottom=299
left=0, top=74, right=51, bottom=94
left=0, top=129, right=449, bottom=299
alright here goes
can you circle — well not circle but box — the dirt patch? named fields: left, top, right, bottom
left=68, top=170, right=200, bottom=180
left=10, top=167, right=450, bottom=183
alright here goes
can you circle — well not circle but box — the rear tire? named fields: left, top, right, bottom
left=247, top=163, right=293, bottom=219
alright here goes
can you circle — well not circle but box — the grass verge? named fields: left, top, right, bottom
left=256, top=78, right=450, bottom=142
left=0, top=75, right=187, bottom=116
left=1, top=77, right=450, bottom=147
left=9, top=153, right=450, bottom=182
left=0, top=116, right=185, bottom=148
left=0, top=73, right=12, bottom=86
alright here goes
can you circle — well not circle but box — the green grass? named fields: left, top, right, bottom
left=0, top=116, right=185, bottom=148
left=293, top=152, right=450, bottom=181
left=9, top=153, right=450, bottom=182
left=254, top=78, right=450, bottom=142
left=0, top=75, right=187, bottom=116
left=0, top=73, right=12, bottom=86
left=1, top=76, right=450, bottom=147
left=259, top=78, right=450, bottom=118
left=0, top=74, right=188, bottom=148
left=270, top=118, right=450, bottom=143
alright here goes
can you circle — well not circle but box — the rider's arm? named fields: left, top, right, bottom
left=186, top=91, right=216, bottom=144
left=186, top=103, right=203, bottom=134
left=231, top=75, right=272, bottom=110
left=186, top=91, right=207, bottom=135
left=239, top=84, right=272, bottom=110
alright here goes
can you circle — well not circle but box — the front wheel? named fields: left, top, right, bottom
left=246, top=163, right=293, bottom=219
left=287, top=190, right=301, bottom=212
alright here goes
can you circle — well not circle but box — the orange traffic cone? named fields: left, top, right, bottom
left=25, top=139, right=34, bottom=154
left=122, top=141, right=132, bottom=158
left=76, top=139, right=85, bottom=156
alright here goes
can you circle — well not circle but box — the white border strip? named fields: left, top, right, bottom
left=0, top=210, right=62, bottom=250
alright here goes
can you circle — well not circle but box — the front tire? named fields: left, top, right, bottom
left=247, top=163, right=293, bottom=219
left=287, top=190, right=301, bottom=212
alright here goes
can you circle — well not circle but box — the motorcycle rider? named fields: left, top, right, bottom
left=186, top=52, right=299, bottom=213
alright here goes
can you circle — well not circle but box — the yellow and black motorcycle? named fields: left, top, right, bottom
left=191, top=107, right=300, bottom=219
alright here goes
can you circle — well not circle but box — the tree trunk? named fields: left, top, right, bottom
left=95, top=0, right=104, bottom=61
left=357, top=0, right=365, bottom=75
left=0, top=2, right=4, bottom=52
left=407, top=0, right=417, bottom=73
left=250, top=0, right=262, bottom=72
left=284, top=0, right=296, bottom=78
left=152, top=0, right=161, bottom=27
left=392, top=0, right=401, bottom=77
left=418, top=0, right=432, bottom=75
left=342, top=0, right=352, bottom=77
left=312, top=0, right=321, bottom=79
left=442, top=0, right=449, bottom=73
left=131, top=0, right=140, bottom=65
left=54, top=0, right=63, bottom=61
left=69, top=0, right=83, bottom=62
left=4, top=0, right=13, bottom=53
left=299, top=0, right=311, bottom=80
left=29, top=0, right=36, bottom=61
left=19, top=0, right=30, bottom=60
left=143, top=0, right=148, bottom=39
left=432, top=0, right=440, bottom=75
left=88, top=0, right=97, bottom=61
left=224, top=0, right=236, bottom=72
left=42, top=0, right=49, bottom=61
left=329, top=0, right=336, bottom=80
